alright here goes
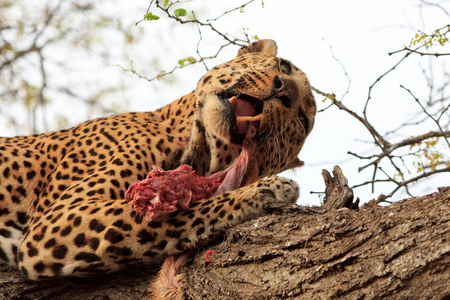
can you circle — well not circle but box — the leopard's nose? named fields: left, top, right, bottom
left=272, top=76, right=291, bottom=107
left=273, top=76, right=286, bottom=93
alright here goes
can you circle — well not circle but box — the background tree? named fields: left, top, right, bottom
left=0, top=0, right=148, bottom=134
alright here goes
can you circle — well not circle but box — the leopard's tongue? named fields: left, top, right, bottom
left=210, top=123, right=258, bottom=195
left=230, top=96, right=262, bottom=134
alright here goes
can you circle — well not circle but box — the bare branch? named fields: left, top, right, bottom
left=312, top=86, right=390, bottom=148
left=390, top=46, right=450, bottom=57
left=378, top=166, right=450, bottom=203
left=400, top=85, right=450, bottom=148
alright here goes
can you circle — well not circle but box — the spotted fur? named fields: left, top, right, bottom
left=0, top=40, right=316, bottom=280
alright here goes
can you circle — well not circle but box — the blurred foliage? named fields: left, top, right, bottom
left=411, top=25, right=450, bottom=48
left=0, top=0, right=144, bottom=134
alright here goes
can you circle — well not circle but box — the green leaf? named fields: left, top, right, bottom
left=178, top=56, right=197, bottom=66
left=174, top=8, right=187, bottom=18
left=164, top=0, right=170, bottom=7
left=143, top=12, right=160, bottom=21
left=187, top=56, right=196, bottom=64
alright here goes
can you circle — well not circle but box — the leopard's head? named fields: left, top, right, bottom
left=185, top=39, right=316, bottom=182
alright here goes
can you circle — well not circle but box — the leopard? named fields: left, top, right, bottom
left=0, top=39, right=316, bottom=280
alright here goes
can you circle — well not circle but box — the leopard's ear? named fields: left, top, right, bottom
left=237, top=39, right=278, bottom=57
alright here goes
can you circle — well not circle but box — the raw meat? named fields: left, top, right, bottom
left=125, top=165, right=223, bottom=220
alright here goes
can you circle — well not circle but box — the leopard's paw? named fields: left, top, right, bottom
left=253, top=176, right=299, bottom=204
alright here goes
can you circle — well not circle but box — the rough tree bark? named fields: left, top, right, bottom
left=1, top=166, right=449, bottom=299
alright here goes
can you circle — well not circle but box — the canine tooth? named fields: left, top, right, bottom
left=229, top=96, right=237, bottom=105
left=236, top=114, right=262, bottom=124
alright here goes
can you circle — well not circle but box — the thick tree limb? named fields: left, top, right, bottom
left=182, top=187, right=449, bottom=299
left=1, top=167, right=449, bottom=299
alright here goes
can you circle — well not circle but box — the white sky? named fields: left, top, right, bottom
left=2, top=0, right=449, bottom=206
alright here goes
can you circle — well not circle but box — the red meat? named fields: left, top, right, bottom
left=125, top=165, right=223, bottom=220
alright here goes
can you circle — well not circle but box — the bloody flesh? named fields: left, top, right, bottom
left=125, top=165, right=224, bottom=220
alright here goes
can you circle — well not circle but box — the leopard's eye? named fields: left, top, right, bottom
left=280, top=61, right=291, bottom=75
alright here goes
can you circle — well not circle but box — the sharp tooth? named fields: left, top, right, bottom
left=236, top=114, right=262, bottom=124
left=229, top=96, right=237, bottom=105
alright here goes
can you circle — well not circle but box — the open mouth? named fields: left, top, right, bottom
left=218, top=92, right=264, bottom=144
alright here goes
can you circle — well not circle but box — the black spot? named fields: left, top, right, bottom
left=26, top=170, right=36, bottom=180
left=101, top=131, right=118, bottom=145
left=89, top=219, right=106, bottom=233
left=201, top=207, right=211, bottom=214
left=134, top=213, right=143, bottom=224
left=32, top=234, right=43, bottom=242
left=104, top=228, right=124, bottom=244
left=3, top=167, right=10, bottom=178
left=33, top=261, right=45, bottom=273
left=74, top=233, right=87, bottom=247
left=5, top=220, right=21, bottom=231
left=113, top=209, right=123, bottom=215
left=137, top=229, right=157, bottom=244
left=0, top=208, right=10, bottom=216
left=11, top=196, right=21, bottom=204
left=52, top=245, right=68, bottom=259
left=148, top=221, right=162, bottom=228
left=90, top=208, right=100, bottom=214
left=90, top=238, right=100, bottom=251
left=27, top=242, right=38, bottom=257
left=166, top=219, right=187, bottom=228
left=74, top=252, right=101, bottom=262
left=154, top=240, right=168, bottom=251
left=196, top=227, right=206, bottom=236
left=60, top=225, right=72, bottom=237
left=73, top=216, right=82, bottom=227
left=44, top=238, right=56, bottom=248
left=192, top=218, right=204, bottom=227
left=202, top=75, right=212, bottom=85
left=166, top=229, right=184, bottom=239
left=51, top=213, right=63, bottom=224
left=213, top=204, right=224, bottom=213
left=105, top=208, right=115, bottom=216
left=0, top=229, right=11, bottom=238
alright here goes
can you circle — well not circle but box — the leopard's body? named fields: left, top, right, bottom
left=0, top=40, right=316, bottom=280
